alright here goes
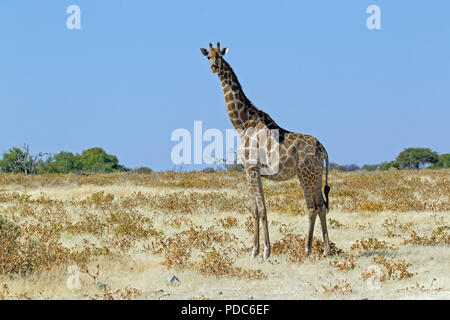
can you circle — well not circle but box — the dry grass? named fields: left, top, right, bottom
left=0, top=169, right=449, bottom=299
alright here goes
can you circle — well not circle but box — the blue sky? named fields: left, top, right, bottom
left=0, top=1, right=449, bottom=171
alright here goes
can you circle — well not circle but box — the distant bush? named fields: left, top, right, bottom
left=379, top=161, right=400, bottom=171
left=330, top=163, right=361, bottom=172
left=225, top=163, right=244, bottom=172
left=428, top=154, right=450, bottom=169
left=362, top=164, right=379, bottom=171
left=79, top=147, right=128, bottom=173
left=0, top=145, right=130, bottom=174
left=134, top=167, right=153, bottom=174
left=202, top=167, right=215, bottom=173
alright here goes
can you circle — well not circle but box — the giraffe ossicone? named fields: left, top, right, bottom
left=200, top=42, right=331, bottom=259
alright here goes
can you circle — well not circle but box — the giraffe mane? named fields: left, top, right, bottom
left=222, top=59, right=282, bottom=130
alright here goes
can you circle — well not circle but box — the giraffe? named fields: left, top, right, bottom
left=200, top=43, right=331, bottom=260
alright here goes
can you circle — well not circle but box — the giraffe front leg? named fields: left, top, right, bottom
left=246, top=170, right=261, bottom=258
left=253, top=173, right=270, bottom=260
left=246, top=168, right=270, bottom=260
left=251, top=199, right=260, bottom=258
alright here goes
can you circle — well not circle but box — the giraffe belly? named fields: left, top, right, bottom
left=261, top=163, right=297, bottom=181
left=238, top=136, right=298, bottom=181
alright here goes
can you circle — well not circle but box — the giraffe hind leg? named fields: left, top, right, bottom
left=316, top=180, right=330, bottom=256
left=298, top=176, right=318, bottom=255
left=299, top=171, right=330, bottom=256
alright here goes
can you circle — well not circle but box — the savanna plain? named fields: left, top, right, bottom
left=0, top=170, right=449, bottom=300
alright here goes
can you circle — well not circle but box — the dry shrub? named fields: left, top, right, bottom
left=330, top=254, right=358, bottom=271
left=322, top=279, right=352, bottom=295
left=152, top=225, right=243, bottom=270
left=1, top=169, right=449, bottom=214
left=84, top=191, right=115, bottom=210
left=244, top=216, right=254, bottom=234
left=197, top=250, right=266, bottom=280
left=330, top=170, right=450, bottom=212
left=152, top=227, right=264, bottom=279
left=165, top=216, right=194, bottom=229
left=404, top=227, right=450, bottom=246
left=152, top=226, right=238, bottom=255
left=359, top=201, right=385, bottom=212
left=178, top=226, right=239, bottom=251
left=328, top=218, right=344, bottom=229
left=0, top=284, right=12, bottom=299
left=91, top=287, right=142, bottom=300
left=0, top=187, right=162, bottom=278
left=350, top=238, right=396, bottom=251
left=361, top=255, right=415, bottom=281
left=382, top=218, right=413, bottom=237
left=0, top=215, right=103, bottom=276
left=159, top=235, right=192, bottom=269
left=396, top=278, right=443, bottom=293
left=218, top=216, right=238, bottom=229
left=108, top=210, right=159, bottom=238
left=0, top=172, right=246, bottom=189
left=336, top=189, right=358, bottom=197
left=265, top=187, right=306, bottom=215
left=140, top=191, right=250, bottom=215
left=272, top=232, right=343, bottom=263
left=198, top=250, right=234, bottom=276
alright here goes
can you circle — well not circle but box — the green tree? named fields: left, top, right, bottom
left=0, top=147, right=28, bottom=173
left=39, top=151, right=83, bottom=173
left=379, top=161, right=400, bottom=171
left=54, top=152, right=82, bottom=173
left=0, top=145, right=47, bottom=174
left=428, top=153, right=450, bottom=169
left=79, top=147, right=128, bottom=173
left=396, top=148, right=439, bottom=169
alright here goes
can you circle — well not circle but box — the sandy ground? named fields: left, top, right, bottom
left=0, top=174, right=449, bottom=300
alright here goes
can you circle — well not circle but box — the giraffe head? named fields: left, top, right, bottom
left=200, top=42, right=229, bottom=73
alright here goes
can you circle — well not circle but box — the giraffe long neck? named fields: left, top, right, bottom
left=217, top=60, right=257, bottom=131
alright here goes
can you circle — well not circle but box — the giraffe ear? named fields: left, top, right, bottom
left=200, top=48, right=209, bottom=56
left=221, top=47, right=229, bottom=56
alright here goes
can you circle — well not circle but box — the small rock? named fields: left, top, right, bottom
left=151, top=289, right=164, bottom=297
left=96, top=281, right=110, bottom=290
left=361, top=297, right=369, bottom=300
left=166, top=275, right=180, bottom=286
left=248, top=296, right=254, bottom=300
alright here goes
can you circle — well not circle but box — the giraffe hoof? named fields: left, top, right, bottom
left=251, top=248, right=260, bottom=258
left=262, top=247, right=271, bottom=260
left=305, top=248, right=311, bottom=256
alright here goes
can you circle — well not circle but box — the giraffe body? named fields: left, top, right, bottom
left=201, top=43, right=331, bottom=259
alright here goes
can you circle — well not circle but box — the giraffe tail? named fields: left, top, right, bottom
left=324, top=152, right=330, bottom=211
